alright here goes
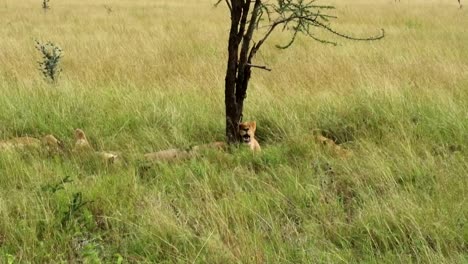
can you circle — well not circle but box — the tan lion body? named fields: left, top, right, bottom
left=0, top=135, right=63, bottom=153
left=315, top=134, right=352, bottom=158
left=144, top=148, right=191, bottom=161
left=1, top=122, right=261, bottom=163
left=144, top=141, right=227, bottom=162
left=73, top=129, right=120, bottom=164
left=41, top=134, right=64, bottom=153
left=0, top=137, right=41, bottom=151
left=144, top=121, right=260, bottom=162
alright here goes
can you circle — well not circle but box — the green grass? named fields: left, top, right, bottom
left=0, top=0, right=467, bottom=263
left=0, top=86, right=466, bottom=263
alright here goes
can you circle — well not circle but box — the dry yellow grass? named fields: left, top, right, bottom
left=1, top=0, right=466, bottom=92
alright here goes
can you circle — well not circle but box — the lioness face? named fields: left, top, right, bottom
left=239, top=121, right=256, bottom=144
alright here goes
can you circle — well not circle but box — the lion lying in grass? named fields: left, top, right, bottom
left=314, top=133, right=352, bottom=158
left=144, top=121, right=261, bottom=162
left=0, top=122, right=354, bottom=166
left=0, top=134, right=63, bottom=154
left=73, top=128, right=120, bottom=164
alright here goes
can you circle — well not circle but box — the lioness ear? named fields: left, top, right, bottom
left=250, top=121, right=257, bottom=132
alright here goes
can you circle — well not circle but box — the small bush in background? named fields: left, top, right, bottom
left=42, top=0, right=50, bottom=10
left=35, top=40, right=63, bottom=83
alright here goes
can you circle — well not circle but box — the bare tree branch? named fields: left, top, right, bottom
left=246, top=63, right=272, bottom=71
left=214, top=0, right=232, bottom=13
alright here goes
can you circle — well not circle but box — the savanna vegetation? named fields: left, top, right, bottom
left=0, top=0, right=467, bottom=263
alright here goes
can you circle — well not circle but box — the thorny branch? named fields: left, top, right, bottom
left=219, top=0, right=384, bottom=72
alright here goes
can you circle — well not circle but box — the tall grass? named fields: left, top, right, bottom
left=0, top=0, right=467, bottom=263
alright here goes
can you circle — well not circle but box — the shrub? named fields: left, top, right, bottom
left=35, top=40, right=63, bottom=83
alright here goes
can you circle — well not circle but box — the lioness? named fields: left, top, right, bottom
left=73, top=128, right=95, bottom=152
left=144, top=148, right=191, bottom=161
left=144, top=121, right=261, bottom=162
left=314, top=133, right=352, bottom=158
left=0, top=134, right=63, bottom=153
left=239, top=121, right=261, bottom=152
left=42, top=134, right=65, bottom=153
left=73, top=128, right=120, bottom=163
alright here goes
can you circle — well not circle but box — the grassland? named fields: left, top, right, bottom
left=0, top=0, right=467, bottom=263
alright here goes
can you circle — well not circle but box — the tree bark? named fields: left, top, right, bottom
left=224, top=1, right=263, bottom=143
left=234, top=0, right=260, bottom=132
left=225, top=1, right=243, bottom=143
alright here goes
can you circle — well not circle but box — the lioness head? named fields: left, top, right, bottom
left=73, top=128, right=93, bottom=152
left=239, top=121, right=256, bottom=144
left=74, top=129, right=87, bottom=141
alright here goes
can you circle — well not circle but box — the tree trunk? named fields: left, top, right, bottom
left=224, top=1, right=260, bottom=143
left=224, top=2, right=242, bottom=143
